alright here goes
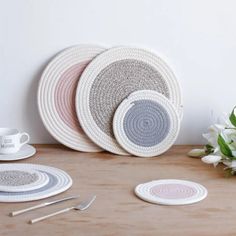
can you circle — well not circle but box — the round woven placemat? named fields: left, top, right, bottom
left=0, top=167, right=49, bottom=192
left=76, top=47, right=183, bottom=155
left=38, top=45, right=106, bottom=152
left=135, top=179, right=207, bottom=205
left=113, top=90, right=180, bottom=157
left=0, top=164, right=72, bottom=202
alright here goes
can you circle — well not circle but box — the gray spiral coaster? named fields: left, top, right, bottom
left=113, top=90, right=180, bottom=157
left=0, top=167, right=49, bottom=192
left=76, top=47, right=183, bottom=155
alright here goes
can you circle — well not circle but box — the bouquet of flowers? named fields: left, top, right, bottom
left=188, top=107, right=236, bottom=176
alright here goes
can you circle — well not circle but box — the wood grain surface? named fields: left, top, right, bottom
left=0, top=145, right=235, bottom=236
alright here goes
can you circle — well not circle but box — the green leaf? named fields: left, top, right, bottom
left=218, top=134, right=233, bottom=157
left=229, top=107, right=236, bottom=127
left=204, top=144, right=214, bottom=155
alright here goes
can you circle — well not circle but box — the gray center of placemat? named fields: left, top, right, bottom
left=0, top=170, right=38, bottom=186
left=89, top=59, right=170, bottom=137
left=0, top=171, right=57, bottom=196
left=123, top=100, right=170, bottom=147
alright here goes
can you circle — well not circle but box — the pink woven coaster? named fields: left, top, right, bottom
left=135, top=179, right=207, bottom=205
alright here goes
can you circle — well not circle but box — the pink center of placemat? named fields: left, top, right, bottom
left=150, top=183, right=197, bottom=199
left=54, top=61, right=89, bottom=131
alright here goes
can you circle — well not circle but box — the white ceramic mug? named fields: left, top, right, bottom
left=0, top=128, right=30, bottom=154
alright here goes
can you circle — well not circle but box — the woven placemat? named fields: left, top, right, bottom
left=0, top=164, right=72, bottom=202
left=76, top=47, right=183, bottom=155
left=113, top=90, right=180, bottom=157
left=0, top=167, right=49, bottom=192
left=135, top=179, right=207, bottom=205
left=38, top=45, right=106, bottom=152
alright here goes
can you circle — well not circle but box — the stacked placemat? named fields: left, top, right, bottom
left=0, top=164, right=72, bottom=202
left=38, top=45, right=183, bottom=157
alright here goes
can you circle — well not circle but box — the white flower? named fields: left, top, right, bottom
left=217, top=113, right=232, bottom=127
left=223, top=160, right=236, bottom=168
left=221, top=129, right=236, bottom=157
left=188, top=149, right=205, bottom=157
left=202, top=124, right=225, bottom=148
left=201, top=155, right=222, bottom=165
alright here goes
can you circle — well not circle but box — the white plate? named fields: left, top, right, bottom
left=135, top=179, right=207, bottom=205
left=0, top=144, right=36, bottom=161
left=0, top=167, right=49, bottom=192
left=0, top=164, right=72, bottom=202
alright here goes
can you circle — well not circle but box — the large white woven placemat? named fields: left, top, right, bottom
left=0, top=164, right=72, bottom=202
left=0, top=167, right=49, bottom=192
left=76, top=47, right=183, bottom=155
left=113, top=90, right=180, bottom=157
left=38, top=45, right=106, bottom=152
left=135, top=179, right=207, bottom=205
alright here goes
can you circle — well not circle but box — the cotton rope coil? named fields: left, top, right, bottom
left=76, top=47, right=183, bottom=155
left=113, top=90, right=180, bottom=157
left=135, top=179, right=208, bottom=205
left=0, top=164, right=72, bottom=202
left=0, top=167, right=49, bottom=192
left=38, top=45, right=106, bottom=152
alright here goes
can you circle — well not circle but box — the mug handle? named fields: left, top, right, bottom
left=19, top=132, right=30, bottom=147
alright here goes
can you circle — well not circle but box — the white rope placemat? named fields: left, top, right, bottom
left=113, top=90, right=180, bottom=157
left=38, top=45, right=106, bottom=152
left=0, top=164, right=72, bottom=202
left=0, top=167, right=49, bottom=192
left=135, top=179, right=207, bottom=205
left=76, top=47, right=183, bottom=155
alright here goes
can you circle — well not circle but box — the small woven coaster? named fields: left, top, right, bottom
left=38, top=45, right=106, bottom=152
left=113, top=90, right=180, bottom=157
left=135, top=179, right=207, bottom=205
left=76, top=47, right=183, bottom=155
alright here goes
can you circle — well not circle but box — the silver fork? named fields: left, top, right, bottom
left=29, top=195, right=96, bottom=224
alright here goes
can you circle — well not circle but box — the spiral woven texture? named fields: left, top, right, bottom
left=38, top=45, right=105, bottom=152
left=0, top=164, right=72, bottom=202
left=0, top=171, right=38, bottom=186
left=135, top=179, right=208, bottom=205
left=0, top=166, right=49, bottom=192
left=113, top=90, right=180, bottom=157
left=76, top=47, right=183, bottom=155
left=123, top=100, right=170, bottom=147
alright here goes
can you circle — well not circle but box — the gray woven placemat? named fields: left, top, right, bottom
left=76, top=47, right=183, bottom=155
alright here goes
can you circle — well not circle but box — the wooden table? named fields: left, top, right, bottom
left=0, top=144, right=235, bottom=236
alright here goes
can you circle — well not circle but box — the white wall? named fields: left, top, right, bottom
left=1, top=0, right=236, bottom=145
